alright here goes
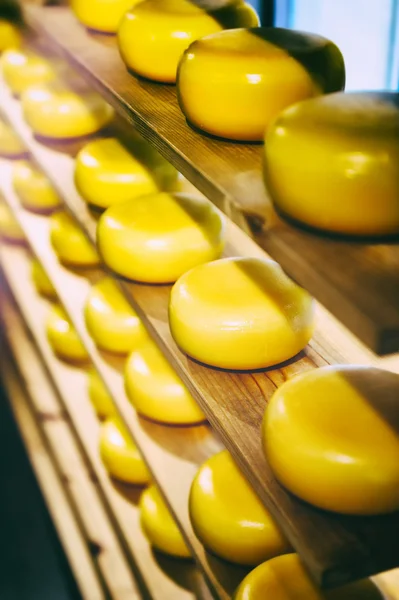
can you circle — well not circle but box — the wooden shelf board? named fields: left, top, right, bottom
left=24, top=4, right=399, bottom=356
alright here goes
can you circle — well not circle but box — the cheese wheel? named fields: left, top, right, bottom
left=124, top=337, right=205, bottom=424
left=31, top=258, right=57, bottom=299
left=190, top=450, right=290, bottom=565
left=84, top=277, right=146, bottom=354
left=50, top=211, right=100, bottom=267
left=0, top=117, right=25, bottom=158
left=264, top=92, right=399, bottom=237
left=87, top=368, right=116, bottom=420
left=22, top=82, right=113, bottom=139
left=234, top=555, right=384, bottom=600
left=117, top=0, right=259, bottom=83
left=0, top=19, right=21, bottom=52
left=97, top=192, right=225, bottom=283
left=46, top=304, right=89, bottom=362
left=263, top=365, right=399, bottom=515
left=169, top=257, right=314, bottom=370
left=177, top=27, right=345, bottom=142
left=13, top=160, right=61, bottom=213
left=139, top=484, right=191, bottom=558
left=71, top=0, right=139, bottom=33
left=1, top=49, right=55, bottom=95
left=0, top=201, right=24, bottom=243
left=75, top=137, right=178, bottom=209
left=99, top=417, right=150, bottom=484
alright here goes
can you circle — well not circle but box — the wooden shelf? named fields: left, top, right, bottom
left=23, top=4, right=399, bottom=356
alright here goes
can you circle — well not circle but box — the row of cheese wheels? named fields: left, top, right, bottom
left=0, top=164, right=393, bottom=599
left=1, top=22, right=399, bottom=240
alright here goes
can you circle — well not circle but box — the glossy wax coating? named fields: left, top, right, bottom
left=50, top=211, right=100, bottom=267
left=87, top=368, right=116, bottom=420
left=263, top=365, right=399, bottom=515
left=1, top=49, right=55, bottom=95
left=97, top=192, right=225, bottom=283
left=71, top=0, right=139, bottom=33
left=0, top=117, right=25, bottom=158
left=84, top=277, right=146, bottom=354
left=169, top=257, right=314, bottom=370
left=178, top=27, right=345, bottom=141
left=22, top=82, right=113, bottom=139
left=99, top=417, right=150, bottom=484
left=234, top=554, right=384, bottom=600
left=13, top=160, right=61, bottom=213
left=0, top=201, right=24, bottom=243
left=124, top=337, right=205, bottom=424
left=75, top=137, right=177, bottom=209
left=0, top=20, right=21, bottom=52
left=139, top=485, right=191, bottom=558
left=31, top=258, right=57, bottom=299
left=118, top=0, right=259, bottom=83
left=190, top=450, right=291, bottom=565
left=264, top=91, right=399, bottom=237
left=46, top=304, right=89, bottom=362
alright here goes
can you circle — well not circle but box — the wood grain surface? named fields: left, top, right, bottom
left=24, top=5, right=399, bottom=356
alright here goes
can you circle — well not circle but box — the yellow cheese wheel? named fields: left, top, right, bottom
left=0, top=117, right=25, bottom=158
left=0, top=19, right=21, bottom=52
left=169, top=257, right=314, bottom=370
left=124, top=337, right=205, bottom=424
left=264, top=92, right=399, bottom=237
left=22, top=82, right=113, bottom=139
left=190, top=450, right=290, bottom=565
left=234, top=555, right=384, bottom=600
left=263, top=365, right=399, bottom=515
left=87, top=368, right=116, bottom=420
left=1, top=49, right=55, bottom=95
left=0, top=201, right=24, bottom=243
left=84, top=277, right=146, bottom=354
left=31, top=258, right=57, bottom=299
left=75, top=137, right=177, bottom=209
left=117, top=0, right=259, bottom=83
left=71, top=0, right=138, bottom=33
left=177, top=27, right=345, bottom=142
left=99, top=417, right=150, bottom=484
left=13, top=160, right=61, bottom=213
left=139, top=484, right=191, bottom=558
left=97, top=192, right=225, bottom=283
left=50, top=211, right=100, bottom=267
left=46, top=303, right=89, bottom=362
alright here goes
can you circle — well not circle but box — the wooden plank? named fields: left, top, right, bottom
left=23, top=5, right=399, bottom=356
left=0, top=287, right=142, bottom=600
left=0, top=335, right=104, bottom=600
left=0, top=241, right=207, bottom=600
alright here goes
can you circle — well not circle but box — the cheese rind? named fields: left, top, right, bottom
left=1, top=49, right=55, bottom=95
left=87, top=368, right=116, bottom=420
left=0, top=117, right=25, bottom=158
left=31, top=258, right=57, bottom=299
left=50, top=211, right=100, bottom=267
left=46, top=304, right=89, bottom=362
left=0, top=20, right=21, bottom=52
left=71, top=0, right=138, bottom=33
left=13, top=160, right=61, bottom=213
left=0, top=201, right=25, bottom=243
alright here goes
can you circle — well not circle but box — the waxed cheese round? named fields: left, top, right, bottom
left=75, top=137, right=177, bottom=209
left=87, top=368, right=116, bottom=420
left=117, top=0, right=259, bottom=83
left=50, top=211, right=100, bottom=267
left=84, top=277, right=146, bottom=354
left=234, top=554, right=384, bottom=600
left=190, top=450, right=290, bottom=565
left=124, top=337, right=205, bottom=424
left=263, top=365, right=399, bottom=515
left=99, top=417, right=150, bottom=484
left=0, top=117, right=25, bottom=158
left=169, top=257, right=314, bottom=370
left=1, top=49, right=55, bottom=95
left=46, top=304, right=89, bottom=362
left=22, top=82, right=113, bottom=139
left=264, top=92, right=399, bottom=237
left=31, top=258, right=57, bottom=299
left=13, top=160, right=61, bottom=213
left=97, top=192, right=225, bottom=283
left=177, top=27, right=345, bottom=142
left=0, top=20, right=21, bottom=52
left=0, top=201, right=24, bottom=243
left=139, top=484, right=191, bottom=558
left=71, top=0, right=139, bottom=33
